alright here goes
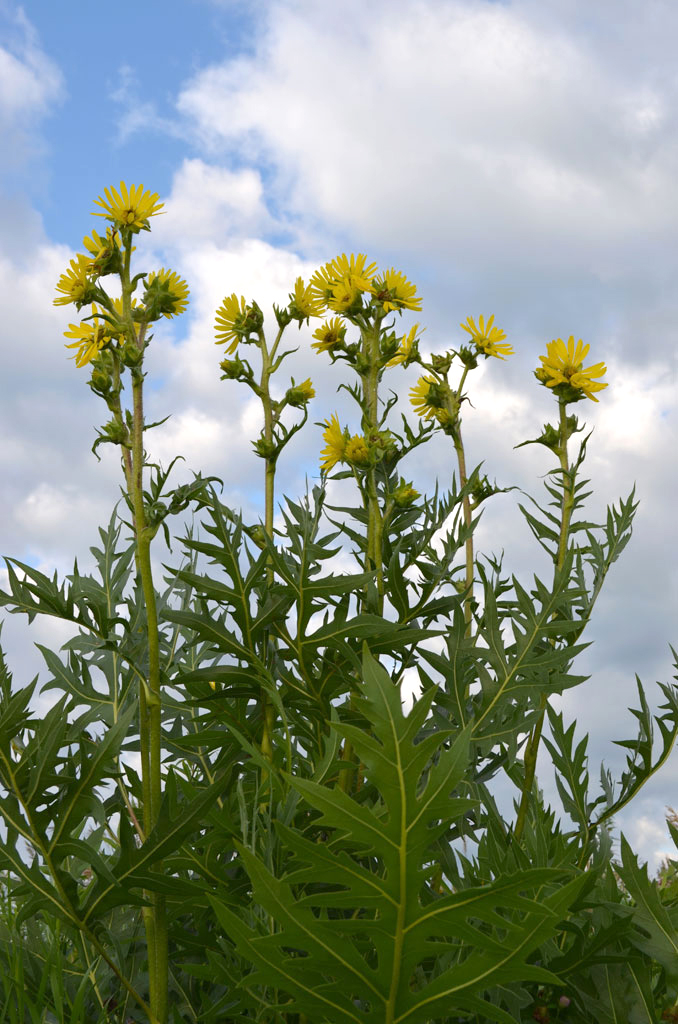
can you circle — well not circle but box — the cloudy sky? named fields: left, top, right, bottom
left=1, top=0, right=677, bottom=868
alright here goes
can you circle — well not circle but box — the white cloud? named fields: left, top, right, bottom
left=177, top=0, right=678, bottom=267
left=0, top=5, right=63, bottom=165
left=151, top=159, right=270, bottom=247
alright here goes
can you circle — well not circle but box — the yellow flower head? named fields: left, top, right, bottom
left=536, top=336, right=608, bottom=402
left=386, top=323, right=422, bottom=367
left=109, top=296, right=141, bottom=337
left=63, top=304, right=113, bottom=368
left=81, top=227, right=122, bottom=276
left=329, top=277, right=364, bottom=313
left=310, top=253, right=377, bottom=309
left=372, top=268, right=422, bottom=313
left=344, top=434, right=370, bottom=466
left=145, top=267, right=190, bottom=318
left=92, top=182, right=164, bottom=231
left=54, top=254, right=92, bottom=306
left=460, top=315, right=513, bottom=359
left=286, top=377, right=315, bottom=407
left=311, top=317, right=347, bottom=353
left=319, top=413, right=347, bottom=473
left=289, top=277, right=324, bottom=320
left=214, top=294, right=252, bottom=353
left=409, top=375, right=440, bottom=419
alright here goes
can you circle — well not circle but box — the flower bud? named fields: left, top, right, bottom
left=101, top=418, right=129, bottom=445
left=274, top=303, right=293, bottom=329
left=558, top=995, right=571, bottom=1008
left=431, top=351, right=453, bottom=374
left=393, top=479, right=420, bottom=507
left=252, top=437, right=277, bottom=460
left=220, top=356, right=246, bottom=380
left=285, top=377, right=315, bottom=408
left=120, top=340, right=143, bottom=367
left=457, top=345, right=479, bottom=370
left=89, top=366, right=113, bottom=397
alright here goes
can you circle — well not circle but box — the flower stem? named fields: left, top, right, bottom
left=452, top=422, right=474, bottom=637
left=514, top=399, right=573, bottom=845
left=363, top=320, right=384, bottom=614
left=130, top=371, right=168, bottom=1024
left=119, top=234, right=167, bottom=1022
left=259, top=329, right=279, bottom=763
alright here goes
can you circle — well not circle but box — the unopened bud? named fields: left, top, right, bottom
left=393, top=479, right=420, bottom=507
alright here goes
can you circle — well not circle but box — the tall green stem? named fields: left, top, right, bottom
left=119, top=235, right=167, bottom=1023
left=131, top=371, right=168, bottom=1023
left=363, top=319, right=384, bottom=613
left=514, top=399, right=573, bottom=845
left=259, top=327, right=279, bottom=763
left=452, top=423, right=474, bottom=637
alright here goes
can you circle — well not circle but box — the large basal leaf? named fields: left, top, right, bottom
left=211, top=648, right=586, bottom=1024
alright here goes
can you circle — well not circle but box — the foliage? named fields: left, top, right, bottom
left=0, top=188, right=677, bottom=1023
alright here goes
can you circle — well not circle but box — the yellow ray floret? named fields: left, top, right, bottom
left=372, top=268, right=422, bottom=313
left=54, top=254, right=92, bottom=306
left=386, top=323, right=421, bottom=367
left=309, top=253, right=377, bottom=307
left=319, top=413, right=347, bottom=473
left=63, top=304, right=113, bottom=368
left=311, top=317, right=347, bottom=353
left=537, top=336, right=608, bottom=402
left=145, top=267, right=190, bottom=317
left=214, top=294, right=249, bottom=352
left=92, top=182, right=164, bottom=230
left=409, top=376, right=439, bottom=419
left=460, top=314, right=513, bottom=359
left=286, top=377, right=316, bottom=407
left=344, top=435, right=370, bottom=466
left=290, top=277, right=324, bottom=319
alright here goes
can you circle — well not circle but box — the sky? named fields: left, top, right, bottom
left=0, top=0, right=677, bottom=869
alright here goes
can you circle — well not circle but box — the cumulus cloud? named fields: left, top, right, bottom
left=0, top=5, right=63, bottom=168
left=177, top=0, right=678, bottom=272
left=151, top=159, right=270, bottom=246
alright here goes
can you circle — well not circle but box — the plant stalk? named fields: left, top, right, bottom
left=514, top=399, right=573, bottom=845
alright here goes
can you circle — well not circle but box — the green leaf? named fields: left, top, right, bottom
left=213, top=648, right=585, bottom=1023
left=616, top=834, right=678, bottom=988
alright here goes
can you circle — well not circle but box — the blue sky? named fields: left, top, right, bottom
left=1, top=0, right=678, bottom=868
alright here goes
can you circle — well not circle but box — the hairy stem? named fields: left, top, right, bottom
left=514, top=399, right=572, bottom=845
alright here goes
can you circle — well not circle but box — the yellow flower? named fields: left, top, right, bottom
left=54, top=254, right=92, bottom=306
left=319, top=413, right=347, bottom=472
left=326, top=277, right=361, bottom=313
left=214, top=294, right=249, bottom=353
left=311, top=317, right=347, bottom=353
left=386, top=323, right=421, bottom=367
left=460, top=315, right=513, bottom=359
left=372, top=268, right=422, bottom=313
left=286, top=377, right=315, bottom=407
left=290, top=277, right=324, bottom=319
left=310, top=253, right=377, bottom=308
left=109, top=296, right=140, bottom=337
left=63, top=304, right=113, bottom=368
left=409, top=375, right=456, bottom=426
left=409, top=375, right=440, bottom=419
left=536, top=336, right=608, bottom=402
left=92, top=182, right=164, bottom=231
left=344, top=434, right=370, bottom=466
left=145, top=267, right=190, bottom=317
